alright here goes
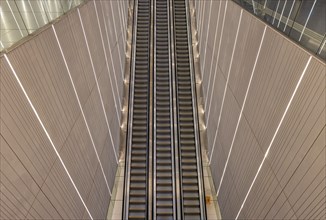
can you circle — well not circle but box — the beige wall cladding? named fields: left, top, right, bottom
left=206, top=65, right=226, bottom=155
left=201, top=0, right=226, bottom=100
left=195, top=0, right=325, bottom=219
left=209, top=134, right=226, bottom=190
left=0, top=0, right=127, bottom=219
left=228, top=14, right=266, bottom=107
left=217, top=3, right=241, bottom=77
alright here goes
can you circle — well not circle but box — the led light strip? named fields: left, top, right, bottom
left=204, top=0, right=222, bottom=119
left=109, top=1, right=124, bottom=80
left=318, top=37, right=326, bottom=54
left=299, top=0, right=317, bottom=42
left=283, top=0, right=296, bottom=32
left=36, top=0, right=48, bottom=24
left=117, top=0, right=126, bottom=45
left=52, top=25, right=112, bottom=197
left=201, top=0, right=213, bottom=80
left=94, top=1, right=122, bottom=124
left=69, top=0, right=73, bottom=10
left=199, top=0, right=206, bottom=48
left=41, top=0, right=52, bottom=20
left=209, top=9, right=243, bottom=166
left=77, top=8, right=118, bottom=164
left=272, top=0, right=281, bottom=25
left=28, top=0, right=40, bottom=28
left=4, top=54, right=93, bottom=219
left=195, top=1, right=201, bottom=28
left=235, top=55, right=312, bottom=219
left=6, top=0, right=24, bottom=37
left=277, top=0, right=288, bottom=28
left=252, top=0, right=256, bottom=14
left=120, top=0, right=127, bottom=34
left=205, top=0, right=228, bottom=125
left=197, top=0, right=201, bottom=31
left=199, top=0, right=204, bottom=29
left=99, top=0, right=124, bottom=115
left=216, top=24, right=266, bottom=196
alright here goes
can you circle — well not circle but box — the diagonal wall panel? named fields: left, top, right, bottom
left=195, top=0, right=326, bottom=219
left=0, top=1, right=127, bottom=219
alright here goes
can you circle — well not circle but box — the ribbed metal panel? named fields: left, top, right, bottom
left=0, top=1, right=127, bottom=219
left=195, top=0, right=325, bottom=219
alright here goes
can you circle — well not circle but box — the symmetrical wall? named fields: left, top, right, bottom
left=0, top=0, right=128, bottom=219
left=194, top=0, right=325, bottom=219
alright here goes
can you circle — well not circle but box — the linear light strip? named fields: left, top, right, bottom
left=123, top=0, right=128, bottom=45
left=117, top=0, right=126, bottom=45
left=205, top=0, right=222, bottom=113
left=36, top=0, right=48, bottom=24
left=94, top=1, right=122, bottom=124
left=6, top=0, right=24, bottom=37
left=0, top=40, right=4, bottom=49
left=195, top=1, right=201, bottom=28
left=101, top=1, right=121, bottom=111
left=52, top=25, right=112, bottom=197
left=28, top=0, right=40, bottom=28
left=99, top=0, right=123, bottom=115
left=116, top=0, right=123, bottom=37
left=197, top=1, right=201, bottom=37
left=208, top=9, right=243, bottom=165
left=120, top=1, right=127, bottom=72
left=299, top=0, right=317, bottom=42
left=264, top=0, right=268, bottom=9
left=199, top=0, right=205, bottom=60
left=272, top=0, right=280, bottom=25
left=4, top=54, right=93, bottom=220
left=235, top=55, right=312, bottom=219
left=77, top=9, right=118, bottom=164
left=283, top=0, right=296, bottom=32
left=199, top=0, right=203, bottom=32
left=120, top=0, right=127, bottom=33
left=122, top=0, right=127, bottom=54
left=277, top=0, right=287, bottom=28
left=109, top=1, right=124, bottom=81
left=318, top=37, right=326, bottom=54
left=216, top=23, right=266, bottom=196
left=205, top=0, right=228, bottom=125
left=115, top=0, right=125, bottom=48
left=199, top=0, right=206, bottom=47
left=252, top=0, right=256, bottom=14
left=41, top=0, right=52, bottom=21
left=197, top=0, right=201, bottom=32
left=201, top=0, right=213, bottom=80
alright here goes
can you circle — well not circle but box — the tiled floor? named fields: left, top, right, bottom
left=106, top=154, right=222, bottom=219
left=202, top=151, right=222, bottom=220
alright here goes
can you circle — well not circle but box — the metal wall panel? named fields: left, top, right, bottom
left=206, top=67, right=226, bottom=155
left=195, top=0, right=325, bottom=219
left=0, top=0, right=127, bottom=219
left=201, top=0, right=226, bottom=103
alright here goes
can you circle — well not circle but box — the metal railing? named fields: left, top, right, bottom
left=0, top=0, right=85, bottom=51
left=234, top=0, right=326, bottom=61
